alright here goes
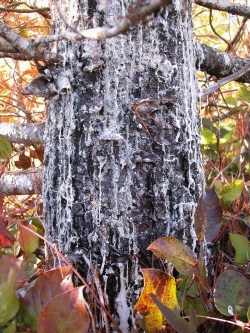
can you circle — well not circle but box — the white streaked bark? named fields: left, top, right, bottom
left=43, top=0, right=203, bottom=331
left=0, top=168, right=43, bottom=195
left=0, top=123, right=44, bottom=144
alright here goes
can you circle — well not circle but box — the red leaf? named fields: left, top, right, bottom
left=22, top=266, right=74, bottom=330
left=37, top=286, right=90, bottom=333
left=0, top=194, right=4, bottom=216
left=0, top=220, right=15, bottom=248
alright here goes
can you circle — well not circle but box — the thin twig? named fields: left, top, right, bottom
left=194, top=315, right=250, bottom=331
left=0, top=7, right=50, bottom=14
left=225, top=17, right=247, bottom=54
left=209, top=8, right=230, bottom=48
left=223, top=214, right=250, bottom=228
left=209, top=139, right=244, bottom=189
left=129, top=102, right=154, bottom=142
left=200, top=62, right=250, bottom=97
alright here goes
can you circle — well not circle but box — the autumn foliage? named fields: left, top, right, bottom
left=134, top=190, right=250, bottom=333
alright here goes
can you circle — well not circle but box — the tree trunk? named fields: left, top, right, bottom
left=43, top=0, right=203, bottom=331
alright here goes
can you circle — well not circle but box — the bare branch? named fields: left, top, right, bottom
left=0, top=21, right=30, bottom=53
left=0, top=6, right=50, bottom=14
left=209, top=8, right=229, bottom=47
left=0, top=168, right=43, bottom=195
left=34, top=0, right=172, bottom=44
left=194, top=0, right=250, bottom=18
left=0, top=51, right=60, bottom=62
left=200, top=62, right=250, bottom=96
left=0, top=21, right=62, bottom=63
left=0, top=52, right=34, bottom=60
left=0, top=36, right=18, bottom=53
left=195, top=42, right=250, bottom=83
left=0, top=123, right=44, bottom=144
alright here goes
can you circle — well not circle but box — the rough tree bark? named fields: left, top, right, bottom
left=195, top=42, right=250, bottom=83
left=42, top=0, right=202, bottom=331
left=0, top=123, right=44, bottom=145
left=0, top=169, right=42, bottom=195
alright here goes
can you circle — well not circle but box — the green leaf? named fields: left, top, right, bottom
left=200, top=127, right=217, bottom=145
left=177, top=275, right=197, bottom=297
left=232, top=328, right=243, bottom=333
left=17, top=225, right=39, bottom=254
left=225, top=96, right=237, bottom=107
left=189, top=306, right=198, bottom=329
left=244, top=162, right=250, bottom=174
left=20, top=253, right=40, bottom=280
left=150, top=295, right=197, bottom=333
left=201, top=118, right=217, bottom=130
left=214, top=270, right=250, bottom=318
left=0, top=255, right=21, bottom=327
left=214, top=180, right=223, bottom=193
left=231, top=106, right=246, bottom=112
left=19, top=225, right=39, bottom=254
left=220, top=179, right=244, bottom=202
left=37, top=286, right=90, bottom=333
left=0, top=135, right=12, bottom=160
left=147, top=237, right=198, bottom=276
left=183, top=298, right=208, bottom=325
left=215, top=23, right=230, bottom=35
left=220, top=126, right=234, bottom=144
left=238, top=86, right=250, bottom=104
left=2, top=322, right=16, bottom=333
left=239, top=97, right=250, bottom=105
left=229, top=234, right=250, bottom=264
left=202, top=147, right=217, bottom=160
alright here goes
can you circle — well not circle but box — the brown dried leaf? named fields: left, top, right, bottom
left=194, top=188, right=222, bottom=242
left=37, top=286, right=89, bottom=333
left=15, top=153, right=31, bottom=169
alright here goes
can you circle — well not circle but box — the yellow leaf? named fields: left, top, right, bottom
left=134, top=268, right=178, bottom=333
